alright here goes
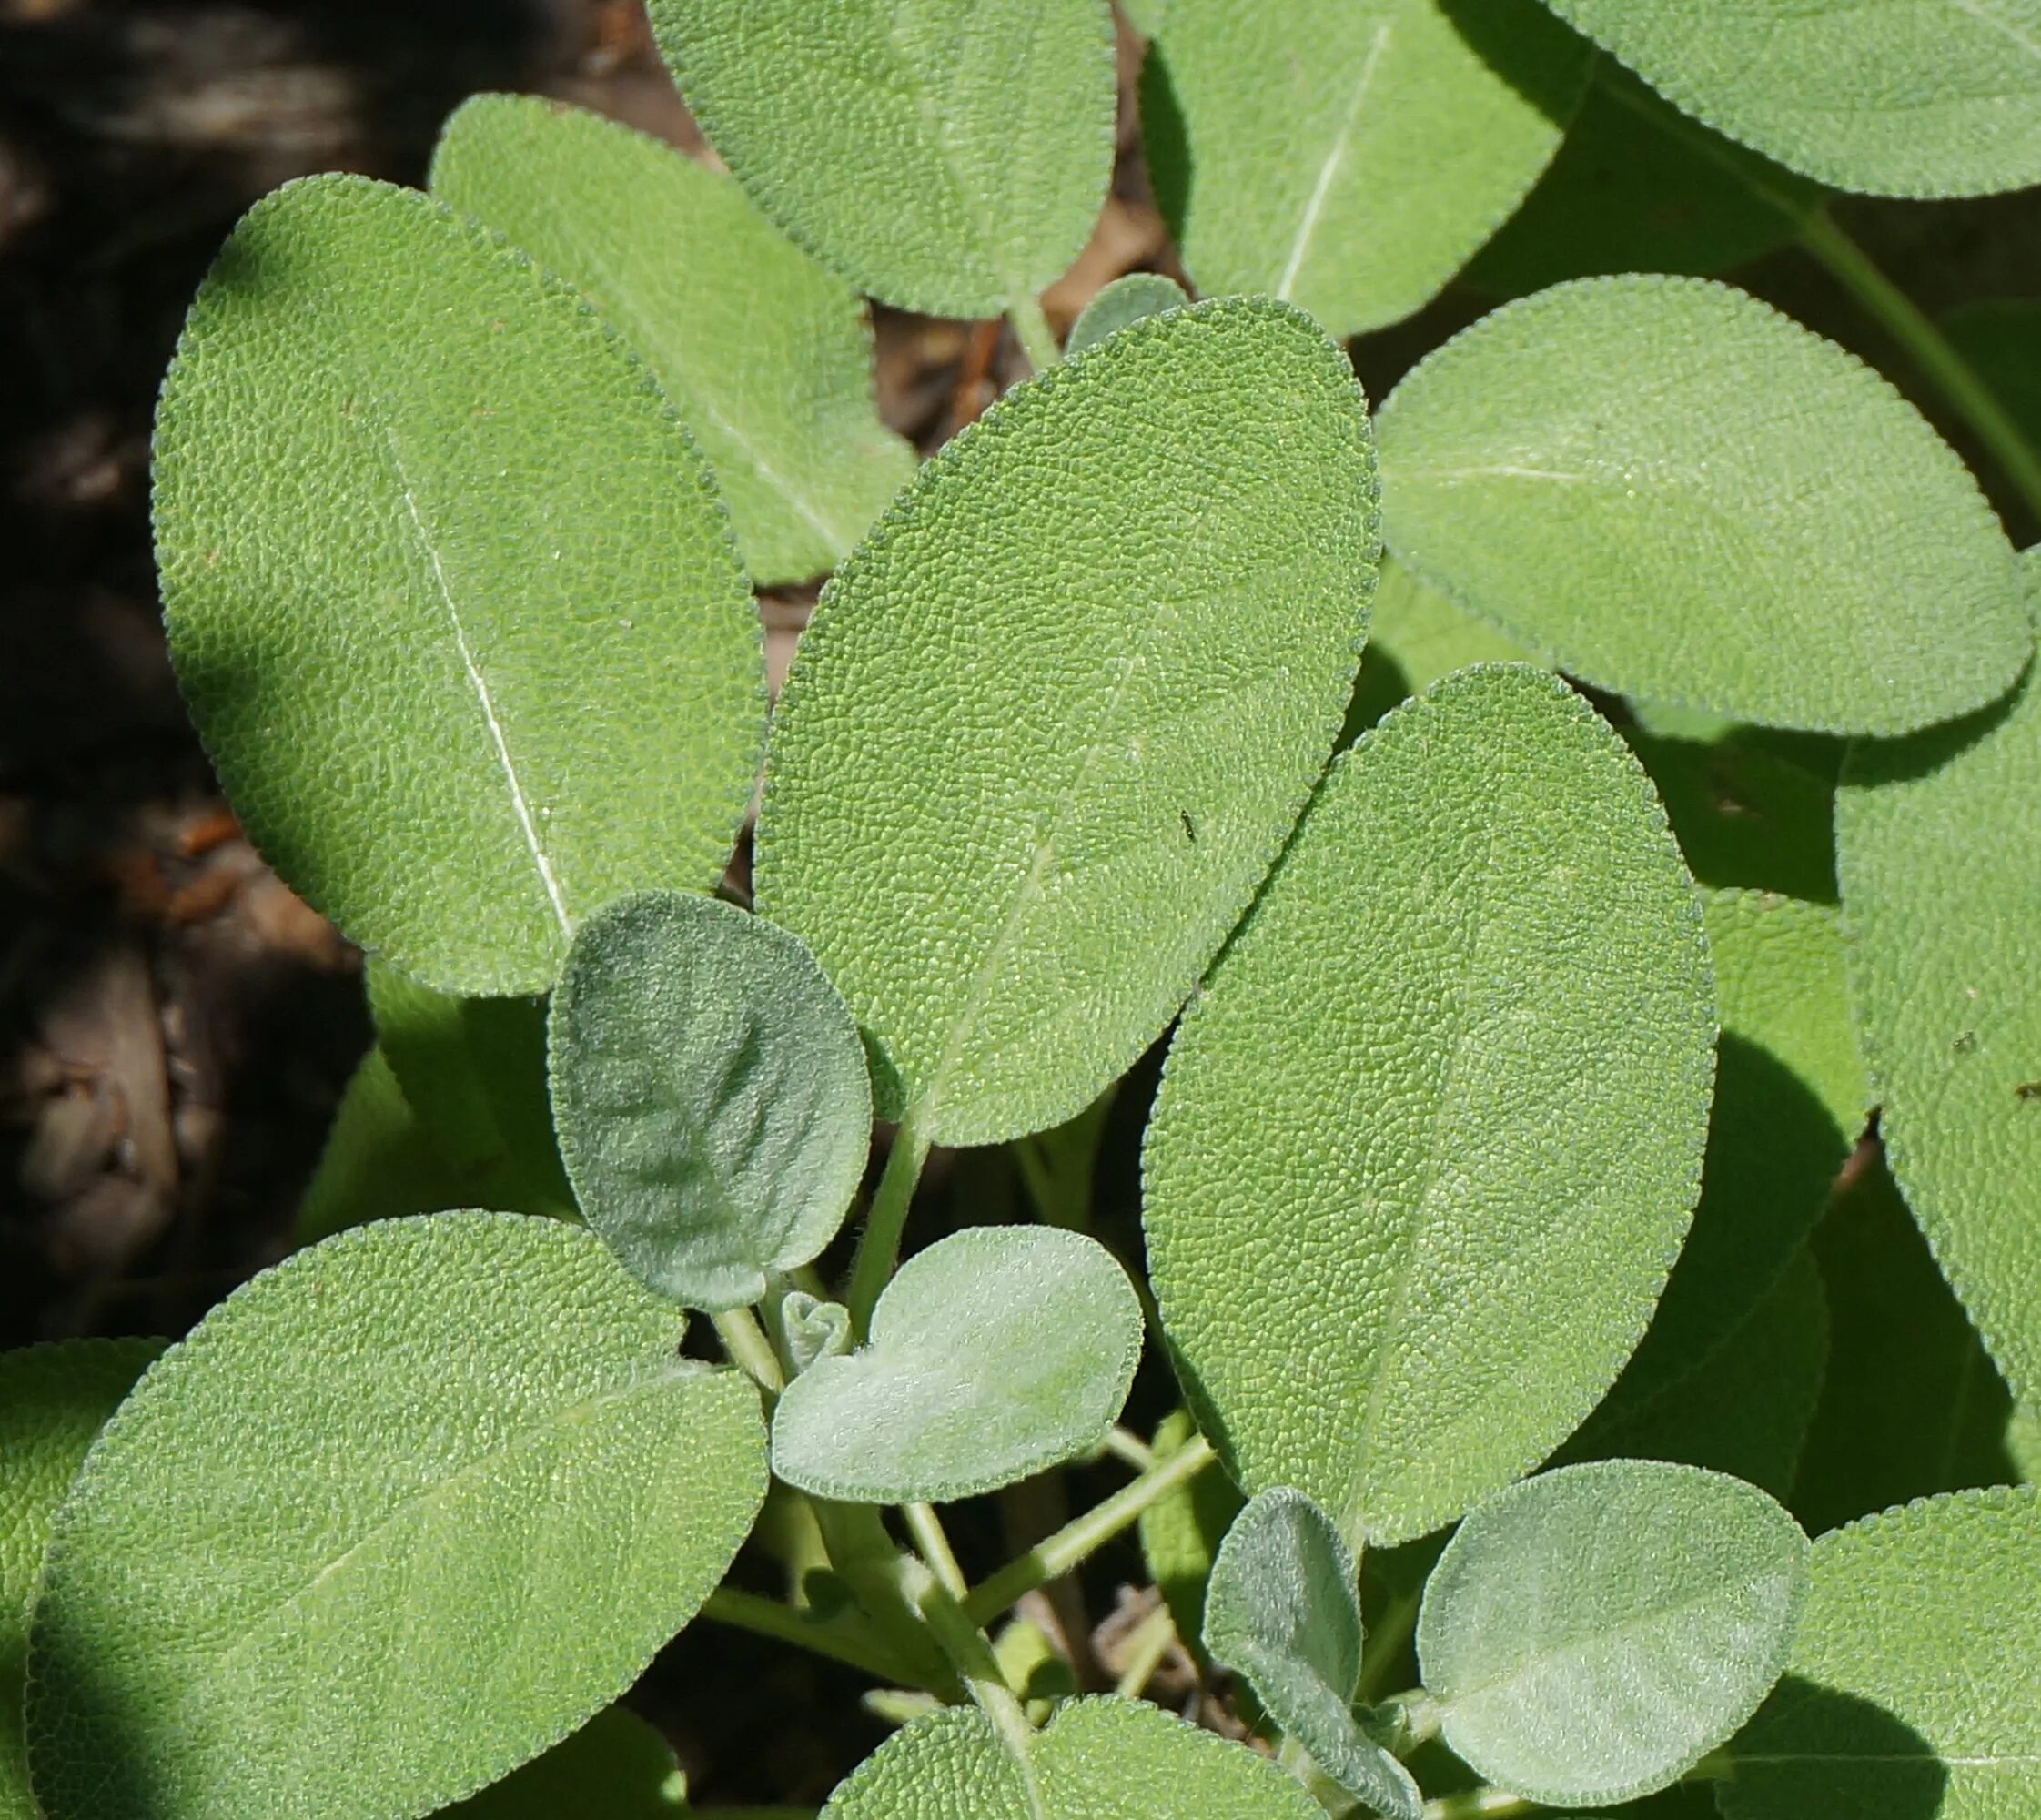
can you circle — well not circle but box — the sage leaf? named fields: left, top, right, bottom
left=25, top=1214, right=766, bottom=1820
left=1720, top=1487, right=2041, bottom=1819
left=1151, top=0, right=1590, bottom=336
left=1064, top=272, right=1188, bottom=356
left=1202, top=1490, right=1423, bottom=1820
left=770, top=1225, right=1142, bottom=1502
left=438, top=1707, right=685, bottom=1818
left=549, top=891, right=872, bottom=1312
left=1138, top=1410, right=1243, bottom=1659
left=1375, top=276, right=2032, bottom=735
left=821, top=1694, right=1323, bottom=1819
left=1837, top=571, right=2041, bottom=1406
left=1145, top=665, right=1713, bottom=1544
left=757, top=299, right=1377, bottom=1146
left=645, top=0, right=1116, bottom=318
left=155, top=175, right=762, bottom=996
left=429, top=96, right=914, bottom=587
left=0, top=1340, right=162, bottom=1820
left=295, top=1046, right=464, bottom=1241
left=1344, top=554, right=1535, bottom=735
left=1540, top=0, right=2041, bottom=198
left=1418, top=1461, right=1809, bottom=1808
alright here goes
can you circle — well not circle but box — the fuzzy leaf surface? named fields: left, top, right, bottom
left=1145, top=665, right=1713, bottom=1544
left=1540, top=0, right=2041, bottom=197
left=549, top=892, right=871, bottom=1311
left=645, top=0, right=1115, bottom=318
left=155, top=176, right=762, bottom=994
left=25, top=1214, right=765, bottom=1820
left=1418, top=1461, right=1808, bottom=1807
left=437, top=1707, right=685, bottom=1818
left=1721, top=1487, right=2041, bottom=1819
left=430, top=96, right=913, bottom=585
left=757, top=299, right=1377, bottom=1146
left=771, top=1225, right=1142, bottom=1502
left=1151, top=0, right=1589, bottom=336
left=1376, top=276, right=2030, bottom=735
left=1065, top=273, right=1188, bottom=355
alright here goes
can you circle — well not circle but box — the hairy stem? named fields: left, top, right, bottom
left=904, top=1501, right=970, bottom=1601
left=1356, top=1584, right=1421, bottom=1705
left=701, top=1586, right=910, bottom=1685
left=1421, top=1792, right=1536, bottom=1820
left=1007, top=294, right=1062, bottom=375
left=847, top=1112, right=933, bottom=1338
left=712, top=1306, right=786, bottom=1398
left=1111, top=1599, right=1179, bottom=1700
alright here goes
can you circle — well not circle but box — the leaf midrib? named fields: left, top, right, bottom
left=1275, top=18, right=1392, bottom=301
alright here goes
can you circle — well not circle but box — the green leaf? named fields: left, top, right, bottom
left=770, top=1225, right=1142, bottom=1502
left=820, top=1694, right=1324, bottom=1819
left=1149, top=0, right=1590, bottom=337
left=26, top=1214, right=766, bottom=1820
left=155, top=174, right=763, bottom=996
left=1202, top=1490, right=1423, bottom=1820
left=1417, top=1461, right=1809, bottom=1808
left=1064, top=273, right=1188, bottom=356
left=1343, top=554, right=1536, bottom=737
left=1720, top=1487, right=2041, bottom=1819
left=0, top=1340, right=162, bottom=1820
left=1538, top=0, right=2041, bottom=198
left=644, top=0, right=1116, bottom=318
left=1375, top=276, right=2031, bottom=736
left=1145, top=665, right=1714, bottom=1545
left=295, top=1045, right=468, bottom=1242
left=436, top=1707, right=686, bottom=1818
left=756, top=298, right=1377, bottom=1146
left=548, top=891, right=871, bottom=1312
left=1137, top=1410, right=1243, bottom=1661
left=1837, top=580, right=2041, bottom=1407
left=429, top=95, right=914, bottom=588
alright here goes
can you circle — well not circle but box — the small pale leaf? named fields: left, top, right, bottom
left=1065, top=272, right=1188, bottom=355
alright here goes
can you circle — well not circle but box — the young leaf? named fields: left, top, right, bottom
left=1417, top=1461, right=1809, bottom=1808
left=770, top=1225, right=1142, bottom=1503
left=26, top=1214, right=766, bottom=1820
left=1836, top=575, right=2041, bottom=1407
left=1138, top=1410, right=1244, bottom=1658
left=1064, top=272, right=1188, bottom=356
left=644, top=0, right=1116, bottom=318
left=0, top=1340, right=162, bottom=1820
left=155, top=175, right=763, bottom=996
left=1539, top=0, right=2041, bottom=198
left=1343, top=554, right=1536, bottom=736
left=295, top=1045, right=470, bottom=1241
left=1720, top=1487, right=2041, bottom=1819
left=756, top=299, right=1377, bottom=1146
left=821, top=1694, right=1324, bottom=1819
left=1202, top=1489, right=1423, bottom=1820
left=1375, top=277, right=2032, bottom=735
left=1144, top=665, right=1713, bottom=1544
left=548, top=891, right=872, bottom=1312
left=436, top=1706, right=685, bottom=1818
left=1149, top=0, right=1590, bottom=336
left=429, top=96, right=914, bottom=587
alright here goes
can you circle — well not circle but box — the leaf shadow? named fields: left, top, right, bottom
left=1438, top=0, right=1596, bottom=129
left=1726, top=1674, right=1949, bottom=1818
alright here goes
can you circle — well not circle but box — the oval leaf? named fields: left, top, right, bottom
left=25, top=1214, right=765, bottom=1820
left=1144, top=665, right=1713, bottom=1544
left=1540, top=0, right=2041, bottom=198
left=645, top=0, right=1116, bottom=318
left=1065, top=272, right=1188, bottom=356
left=770, top=1225, right=1142, bottom=1502
left=1418, top=1461, right=1810, bottom=1808
left=1721, top=1487, right=2041, bottom=1819
left=1375, top=276, right=2031, bottom=735
left=1151, top=0, right=1590, bottom=336
left=429, top=96, right=914, bottom=587
left=757, top=298, right=1377, bottom=1146
left=822, top=1695, right=1323, bottom=1820
left=549, top=891, right=872, bottom=1312
left=155, top=175, right=763, bottom=994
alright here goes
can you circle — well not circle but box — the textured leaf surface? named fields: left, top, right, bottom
left=1145, top=666, right=1713, bottom=1544
left=1837, top=587, right=2041, bottom=1406
left=430, top=96, right=912, bottom=586
left=1722, top=1488, right=2041, bottom=1819
left=1419, top=1461, right=1808, bottom=1807
left=549, top=892, right=870, bottom=1311
left=1202, top=1490, right=1422, bottom=1820
left=437, top=1707, right=684, bottom=1818
left=771, top=1225, right=1142, bottom=1502
left=1151, top=0, right=1589, bottom=336
left=820, top=1695, right=1323, bottom=1819
left=1540, top=0, right=2041, bottom=197
left=0, top=1340, right=161, bottom=1820
left=1065, top=272, right=1187, bottom=356
left=645, top=0, right=1115, bottom=318
left=1137, top=1410, right=1242, bottom=1655
left=26, top=1214, right=765, bottom=1820
left=1376, top=276, right=2030, bottom=735
left=155, top=175, right=762, bottom=995
left=757, top=299, right=1377, bottom=1146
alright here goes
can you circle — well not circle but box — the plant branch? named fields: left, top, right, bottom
left=1356, top=1584, right=1421, bottom=1704
left=1102, top=1424, right=1156, bottom=1472
left=1007, top=295, right=1062, bottom=375
left=713, top=1307, right=786, bottom=1398
left=1111, top=1599, right=1179, bottom=1699
left=904, top=1501, right=970, bottom=1600
left=701, top=1587, right=910, bottom=1685
left=1420, top=1792, right=1536, bottom=1820
left=846, top=1113, right=933, bottom=1338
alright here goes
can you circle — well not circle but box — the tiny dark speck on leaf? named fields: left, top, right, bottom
left=1953, top=1030, right=1979, bottom=1055
left=1179, top=808, right=1197, bottom=844
left=2015, top=1080, right=2041, bottom=1102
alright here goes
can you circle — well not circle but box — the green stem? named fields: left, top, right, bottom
left=904, top=1501, right=970, bottom=1601
left=1372, top=1688, right=1443, bottom=1759
left=914, top=1566, right=1043, bottom=1774
left=1102, top=1424, right=1156, bottom=1472
left=812, top=1502, right=965, bottom=1698
left=1421, top=1793, right=1536, bottom=1820
left=964, top=1433, right=1216, bottom=1627
left=1798, top=208, right=2041, bottom=523
left=1008, top=294, right=1062, bottom=374
left=847, top=1112, right=934, bottom=1338
left=1112, top=1600, right=1179, bottom=1700
left=1356, top=1585, right=1421, bottom=1705
left=712, top=1307, right=786, bottom=1397
left=700, top=1587, right=908, bottom=1684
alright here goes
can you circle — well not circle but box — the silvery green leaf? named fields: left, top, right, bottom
left=1064, top=273, right=1188, bottom=355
